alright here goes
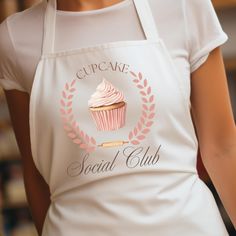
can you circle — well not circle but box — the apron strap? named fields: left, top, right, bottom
left=42, top=0, right=160, bottom=55
left=133, top=0, right=160, bottom=41
left=42, top=0, right=56, bottom=55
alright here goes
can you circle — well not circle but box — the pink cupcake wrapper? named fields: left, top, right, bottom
left=90, top=104, right=127, bottom=131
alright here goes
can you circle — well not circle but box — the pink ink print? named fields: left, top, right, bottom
left=88, top=78, right=127, bottom=131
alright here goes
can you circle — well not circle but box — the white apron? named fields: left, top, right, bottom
left=29, top=0, right=229, bottom=235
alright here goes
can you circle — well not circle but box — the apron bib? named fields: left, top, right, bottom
left=29, top=0, right=228, bottom=235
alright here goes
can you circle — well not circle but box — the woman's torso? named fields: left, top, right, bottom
left=0, top=0, right=229, bottom=235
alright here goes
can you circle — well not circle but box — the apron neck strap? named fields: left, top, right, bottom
left=133, top=0, right=160, bottom=41
left=42, top=0, right=56, bottom=55
left=42, top=0, right=160, bottom=55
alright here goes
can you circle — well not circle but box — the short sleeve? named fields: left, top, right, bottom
left=0, top=19, right=27, bottom=92
left=185, top=0, right=229, bottom=73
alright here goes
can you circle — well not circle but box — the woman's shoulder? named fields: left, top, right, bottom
left=148, top=0, right=216, bottom=21
left=0, top=0, right=46, bottom=61
left=148, top=0, right=228, bottom=74
left=0, top=1, right=46, bottom=40
left=7, top=1, right=46, bottom=21
left=0, top=1, right=46, bottom=93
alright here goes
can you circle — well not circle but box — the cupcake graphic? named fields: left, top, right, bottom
left=88, top=78, right=127, bottom=131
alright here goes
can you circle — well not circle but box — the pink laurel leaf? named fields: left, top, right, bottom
left=142, top=97, right=148, bottom=103
left=73, top=139, right=82, bottom=144
left=72, top=121, right=78, bottom=128
left=147, top=86, right=151, bottom=94
left=68, top=132, right=76, bottom=138
left=137, top=135, right=145, bottom=140
left=142, top=128, right=150, bottom=134
left=130, top=71, right=137, bottom=77
left=146, top=121, right=154, bottom=127
left=137, top=122, right=142, bottom=130
left=137, top=85, right=144, bottom=89
left=90, top=137, right=96, bottom=145
left=63, top=125, right=71, bottom=131
left=140, top=91, right=146, bottom=96
left=71, top=80, right=76, bottom=86
left=67, top=108, right=73, bottom=114
left=60, top=109, right=66, bottom=115
left=68, top=95, right=73, bottom=100
left=149, top=104, right=155, bottom=111
left=143, top=79, right=147, bottom=87
left=142, top=111, right=147, bottom=118
left=128, top=131, right=133, bottom=140
left=70, top=88, right=76, bottom=92
left=142, top=104, right=148, bottom=111
left=149, top=95, right=154, bottom=103
left=80, top=143, right=87, bottom=149
left=86, top=148, right=91, bottom=153
left=133, top=79, right=139, bottom=83
left=85, top=134, right=90, bottom=143
left=134, top=127, right=138, bottom=136
left=148, top=113, right=155, bottom=119
left=141, top=117, right=145, bottom=124
left=131, top=140, right=140, bottom=145
left=62, top=91, right=67, bottom=99
left=138, top=72, right=142, bottom=80
left=65, top=83, right=69, bottom=90
left=80, top=130, right=84, bottom=138
left=67, top=101, right=72, bottom=107
left=60, top=99, right=66, bottom=107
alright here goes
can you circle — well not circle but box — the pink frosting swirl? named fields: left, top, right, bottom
left=88, top=78, right=124, bottom=107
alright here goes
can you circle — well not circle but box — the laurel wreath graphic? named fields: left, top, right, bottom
left=128, top=71, right=156, bottom=145
left=60, top=79, right=97, bottom=153
left=59, top=71, right=156, bottom=152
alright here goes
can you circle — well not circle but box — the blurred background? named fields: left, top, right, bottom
left=0, top=0, right=236, bottom=235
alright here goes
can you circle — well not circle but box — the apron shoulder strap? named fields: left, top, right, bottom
left=42, top=0, right=160, bottom=55
left=133, top=0, right=160, bottom=41
left=42, top=0, right=56, bottom=55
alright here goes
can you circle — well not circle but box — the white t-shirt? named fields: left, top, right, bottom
left=0, top=0, right=228, bottom=94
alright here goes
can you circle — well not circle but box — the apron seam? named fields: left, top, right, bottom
left=41, top=39, right=161, bottom=59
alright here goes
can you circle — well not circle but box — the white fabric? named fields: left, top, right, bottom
left=27, top=0, right=230, bottom=235
left=0, top=0, right=228, bottom=93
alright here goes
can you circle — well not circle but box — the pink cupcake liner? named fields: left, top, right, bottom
left=90, top=103, right=127, bottom=131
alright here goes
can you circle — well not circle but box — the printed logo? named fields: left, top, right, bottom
left=59, top=63, right=156, bottom=154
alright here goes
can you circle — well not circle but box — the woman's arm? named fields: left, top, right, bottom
left=190, top=46, right=236, bottom=228
left=4, top=90, right=51, bottom=235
